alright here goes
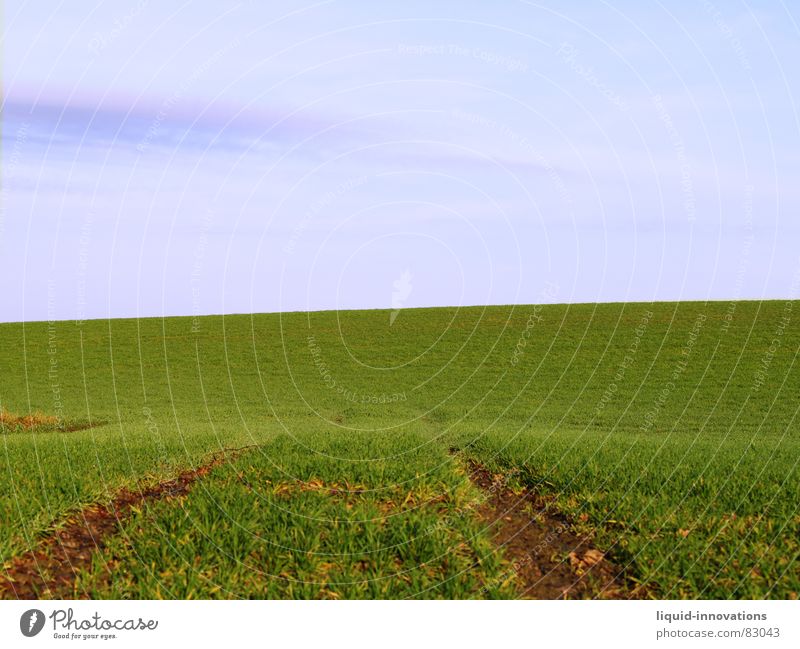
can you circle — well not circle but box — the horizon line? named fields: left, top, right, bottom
left=2, top=296, right=796, bottom=327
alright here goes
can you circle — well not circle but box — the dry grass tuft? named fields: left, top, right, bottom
left=0, top=409, right=60, bottom=430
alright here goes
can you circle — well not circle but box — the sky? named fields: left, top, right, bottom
left=2, top=1, right=799, bottom=322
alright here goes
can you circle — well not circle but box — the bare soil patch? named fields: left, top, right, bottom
left=464, top=459, right=646, bottom=599
left=0, top=447, right=254, bottom=599
left=0, top=409, right=99, bottom=433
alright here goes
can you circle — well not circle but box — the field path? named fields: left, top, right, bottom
left=462, top=457, right=644, bottom=598
left=0, top=446, right=255, bottom=599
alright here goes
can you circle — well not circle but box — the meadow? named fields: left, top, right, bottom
left=0, top=300, right=798, bottom=598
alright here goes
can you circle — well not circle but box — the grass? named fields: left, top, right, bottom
left=0, top=300, right=798, bottom=598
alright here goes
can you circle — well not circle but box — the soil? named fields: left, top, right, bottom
left=0, top=447, right=254, bottom=599
left=0, top=409, right=103, bottom=434
left=464, top=459, right=646, bottom=599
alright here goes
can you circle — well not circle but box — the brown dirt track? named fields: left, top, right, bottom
left=0, top=448, right=253, bottom=599
left=465, top=459, right=645, bottom=599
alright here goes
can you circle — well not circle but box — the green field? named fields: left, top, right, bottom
left=1, top=301, right=798, bottom=598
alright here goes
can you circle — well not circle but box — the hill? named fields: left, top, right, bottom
left=1, top=301, right=797, bottom=598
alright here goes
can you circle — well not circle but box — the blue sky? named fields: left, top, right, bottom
left=2, top=1, right=799, bottom=322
